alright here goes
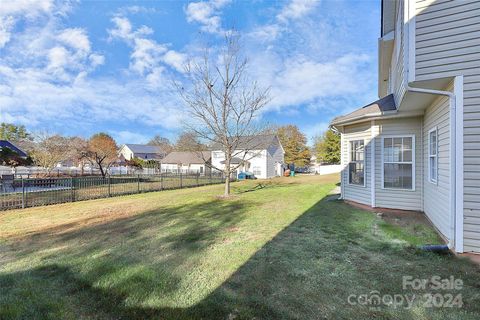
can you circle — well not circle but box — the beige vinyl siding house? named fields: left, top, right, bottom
left=423, top=90, right=451, bottom=238
left=331, top=0, right=480, bottom=254
left=375, top=117, right=423, bottom=211
left=340, top=123, right=372, bottom=206
left=415, top=0, right=480, bottom=252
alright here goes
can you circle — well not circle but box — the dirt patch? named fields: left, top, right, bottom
left=377, top=210, right=432, bottom=228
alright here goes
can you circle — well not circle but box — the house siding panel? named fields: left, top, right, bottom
left=342, top=123, right=372, bottom=206
left=391, top=0, right=406, bottom=105
left=415, top=0, right=480, bottom=81
left=375, top=117, right=423, bottom=211
left=415, top=0, right=480, bottom=252
left=423, top=89, right=451, bottom=239
left=464, top=74, right=480, bottom=252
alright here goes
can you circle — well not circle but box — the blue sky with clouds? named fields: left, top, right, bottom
left=0, top=0, right=380, bottom=145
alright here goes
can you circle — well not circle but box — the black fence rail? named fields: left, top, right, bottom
left=0, top=173, right=226, bottom=211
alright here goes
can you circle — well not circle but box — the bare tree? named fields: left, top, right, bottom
left=70, top=137, right=89, bottom=175
left=30, top=133, right=71, bottom=176
left=176, top=34, right=270, bottom=196
left=174, top=131, right=206, bottom=151
left=148, top=135, right=173, bottom=154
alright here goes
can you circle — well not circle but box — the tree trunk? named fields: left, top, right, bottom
left=224, top=174, right=230, bottom=196
left=98, top=162, right=106, bottom=178
left=224, top=154, right=231, bottom=196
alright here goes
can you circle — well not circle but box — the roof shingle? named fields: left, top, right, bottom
left=330, top=94, right=396, bottom=126
left=161, top=151, right=211, bottom=165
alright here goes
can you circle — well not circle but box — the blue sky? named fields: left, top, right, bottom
left=0, top=0, right=380, bottom=145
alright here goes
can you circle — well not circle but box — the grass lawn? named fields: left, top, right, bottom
left=1, top=174, right=480, bottom=319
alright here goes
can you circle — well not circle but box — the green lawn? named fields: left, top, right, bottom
left=1, top=174, right=480, bottom=319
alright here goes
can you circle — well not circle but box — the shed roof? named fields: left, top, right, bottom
left=161, top=151, right=211, bottom=165
left=124, top=144, right=166, bottom=154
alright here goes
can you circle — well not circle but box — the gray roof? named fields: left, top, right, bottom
left=211, top=134, right=279, bottom=150
left=330, top=94, right=396, bottom=126
left=124, top=144, right=166, bottom=154
left=161, top=151, right=211, bottom=165
left=0, top=140, right=27, bottom=157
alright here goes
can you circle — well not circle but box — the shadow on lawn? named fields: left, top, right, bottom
left=2, top=197, right=480, bottom=319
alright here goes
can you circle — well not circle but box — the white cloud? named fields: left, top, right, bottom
left=116, top=5, right=159, bottom=15
left=0, top=0, right=71, bottom=49
left=57, top=28, right=91, bottom=53
left=108, top=16, right=169, bottom=76
left=248, top=24, right=281, bottom=42
left=163, top=50, right=187, bottom=72
left=0, top=0, right=54, bottom=17
left=113, top=130, right=150, bottom=144
left=89, top=53, right=105, bottom=67
left=185, top=0, right=231, bottom=34
left=0, top=64, right=183, bottom=130
left=0, top=2, right=184, bottom=134
left=247, top=0, right=319, bottom=43
left=277, top=0, right=318, bottom=23
left=248, top=46, right=373, bottom=114
left=0, top=16, right=15, bottom=48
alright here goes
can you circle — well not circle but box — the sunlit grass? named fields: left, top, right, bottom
left=1, top=174, right=479, bottom=319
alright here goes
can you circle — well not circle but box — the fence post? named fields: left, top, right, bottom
left=180, top=172, right=183, bottom=188
left=21, top=178, right=25, bottom=209
left=71, top=177, right=75, bottom=202
left=108, top=175, right=111, bottom=197
left=196, top=172, right=199, bottom=186
left=160, top=173, right=163, bottom=190
left=137, top=174, right=140, bottom=193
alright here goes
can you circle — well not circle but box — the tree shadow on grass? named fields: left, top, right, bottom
left=1, top=198, right=252, bottom=319
left=2, top=198, right=480, bottom=319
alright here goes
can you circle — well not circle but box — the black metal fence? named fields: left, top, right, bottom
left=0, top=173, right=226, bottom=211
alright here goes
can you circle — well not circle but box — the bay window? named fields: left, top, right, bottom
left=382, top=136, right=414, bottom=190
left=349, top=140, right=365, bottom=186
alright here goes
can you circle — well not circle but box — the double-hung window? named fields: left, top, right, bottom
left=428, top=128, right=438, bottom=183
left=349, top=140, right=365, bottom=186
left=382, top=136, right=414, bottom=190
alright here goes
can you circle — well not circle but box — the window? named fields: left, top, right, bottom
left=382, top=136, right=414, bottom=190
left=252, top=166, right=261, bottom=176
left=429, top=128, right=438, bottom=183
left=349, top=140, right=365, bottom=186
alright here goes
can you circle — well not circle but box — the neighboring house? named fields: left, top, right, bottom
left=119, top=144, right=167, bottom=161
left=210, top=135, right=284, bottom=179
left=330, top=0, right=480, bottom=254
left=161, top=151, right=211, bottom=174
left=0, top=140, right=27, bottom=158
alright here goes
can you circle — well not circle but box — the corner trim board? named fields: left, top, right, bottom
left=371, top=120, right=376, bottom=207
left=454, top=76, right=464, bottom=253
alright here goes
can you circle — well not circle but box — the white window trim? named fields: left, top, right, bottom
left=381, top=135, right=416, bottom=191
left=428, top=127, right=438, bottom=185
left=348, top=139, right=366, bottom=187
